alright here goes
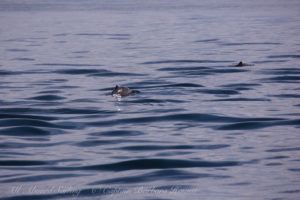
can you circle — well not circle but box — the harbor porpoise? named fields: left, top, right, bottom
left=235, top=61, right=253, bottom=67
left=111, top=85, right=139, bottom=97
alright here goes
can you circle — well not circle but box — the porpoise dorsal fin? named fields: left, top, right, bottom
left=236, top=61, right=243, bottom=67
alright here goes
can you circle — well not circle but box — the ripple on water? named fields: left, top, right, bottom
left=253, top=60, right=288, bottom=64
left=0, top=70, right=17, bottom=76
left=123, top=98, right=186, bottom=104
left=0, top=113, right=57, bottom=120
left=29, top=95, right=66, bottom=101
left=89, top=169, right=230, bottom=185
left=6, top=48, right=29, bottom=52
left=142, top=59, right=233, bottom=65
left=87, top=113, right=284, bottom=127
left=35, top=63, right=102, bottom=67
left=157, top=65, right=248, bottom=76
left=261, top=75, right=300, bottom=83
left=269, top=94, right=300, bottom=98
left=0, top=160, right=51, bottom=166
left=267, top=54, right=300, bottom=59
left=118, top=144, right=230, bottom=151
left=218, top=83, right=261, bottom=91
left=156, top=83, right=204, bottom=88
left=217, top=119, right=300, bottom=130
left=221, top=42, right=281, bottom=46
left=0, top=187, right=121, bottom=200
left=219, top=83, right=261, bottom=88
left=88, top=71, right=144, bottom=77
left=195, top=38, right=219, bottom=43
left=259, top=68, right=300, bottom=75
left=210, top=97, right=271, bottom=102
left=0, top=173, right=87, bottom=183
left=0, top=119, right=66, bottom=129
left=265, top=147, right=300, bottom=153
left=80, top=158, right=241, bottom=171
left=197, top=89, right=239, bottom=95
left=124, top=82, right=204, bottom=89
left=13, top=57, right=35, bottom=61
left=74, top=139, right=123, bottom=147
left=0, top=126, right=65, bottom=136
left=38, top=90, right=62, bottom=94
left=217, top=121, right=273, bottom=130
left=90, top=130, right=145, bottom=137
left=0, top=141, right=66, bottom=149
left=53, top=69, right=106, bottom=75
left=75, top=33, right=130, bottom=37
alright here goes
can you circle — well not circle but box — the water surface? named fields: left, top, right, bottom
left=0, top=0, right=300, bottom=199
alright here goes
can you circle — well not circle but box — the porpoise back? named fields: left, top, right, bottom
left=111, top=85, right=133, bottom=97
left=235, top=61, right=253, bottom=67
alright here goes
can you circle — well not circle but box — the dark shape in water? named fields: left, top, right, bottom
left=111, top=85, right=139, bottom=97
left=235, top=61, right=253, bottom=67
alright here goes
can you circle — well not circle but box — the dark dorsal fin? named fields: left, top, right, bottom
left=236, top=61, right=243, bottom=67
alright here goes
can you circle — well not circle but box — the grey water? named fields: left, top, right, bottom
left=0, top=0, right=300, bottom=199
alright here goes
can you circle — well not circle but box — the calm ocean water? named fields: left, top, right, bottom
left=0, top=0, right=300, bottom=199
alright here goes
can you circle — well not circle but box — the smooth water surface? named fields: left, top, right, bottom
left=0, top=0, right=300, bottom=199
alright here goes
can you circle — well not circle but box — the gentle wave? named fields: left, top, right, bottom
left=195, top=39, right=219, bottom=43
left=0, top=160, right=50, bottom=166
left=118, top=144, right=230, bottom=151
left=0, top=158, right=250, bottom=172
left=270, top=94, right=300, bottom=98
left=0, top=70, right=19, bottom=76
left=0, top=126, right=61, bottom=136
left=210, top=98, right=271, bottom=102
left=87, top=113, right=284, bottom=127
left=266, top=147, right=300, bottom=153
left=89, top=169, right=230, bottom=185
left=217, top=119, right=300, bottom=130
left=0, top=187, right=122, bottom=200
left=13, top=57, right=35, bottom=61
left=261, top=75, right=300, bottom=83
left=51, top=68, right=144, bottom=77
left=89, top=71, right=144, bottom=77
left=142, top=59, right=233, bottom=64
left=0, top=119, right=67, bottom=129
left=75, top=33, right=130, bottom=37
left=6, top=48, right=29, bottom=52
left=197, top=89, right=239, bottom=95
left=157, top=66, right=248, bottom=75
left=29, top=95, right=66, bottom=101
left=268, top=55, right=300, bottom=59
left=53, top=69, right=107, bottom=75
left=123, top=99, right=186, bottom=104
left=0, top=141, right=66, bottom=149
left=221, top=42, right=281, bottom=46
left=90, top=130, right=145, bottom=137
left=35, top=63, right=102, bottom=67
left=0, top=113, right=57, bottom=120
left=0, top=173, right=85, bottom=183
left=80, top=159, right=241, bottom=171
left=259, top=68, right=300, bottom=75
left=0, top=108, right=114, bottom=115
